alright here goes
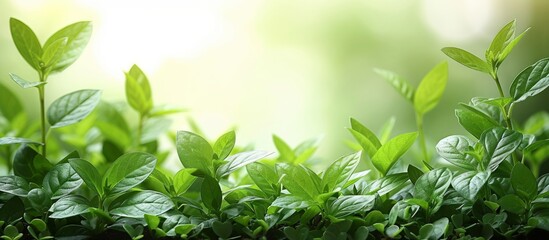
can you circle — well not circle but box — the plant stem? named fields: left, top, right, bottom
left=38, top=71, right=47, bottom=157
left=136, top=113, right=145, bottom=148
left=416, top=113, right=429, bottom=165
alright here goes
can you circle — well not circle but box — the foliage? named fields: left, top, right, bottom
left=1, top=18, right=549, bottom=239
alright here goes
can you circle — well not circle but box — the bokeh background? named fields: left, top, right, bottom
left=1, top=0, right=548, bottom=165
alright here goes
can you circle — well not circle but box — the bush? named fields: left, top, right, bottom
left=0, top=18, right=548, bottom=239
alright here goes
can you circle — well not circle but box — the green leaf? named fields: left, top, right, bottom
left=326, top=195, right=375, bottom=218
left=488, top=20, right=516, bottom=64
left=49, top=195, right=90, bottom=218
left=140, top=118, right=172, bottom=143
left=455, top=104, right=500, bottom=139
left=47, top=89, right=102, bottom=128
left=43, top=21, right=92, bottom=73
left=0, top=137, right=42, bottom=146
left=273, top=134, right=295, bottom=161
left=246, top=162, right=279, bottom=196
left=162, top=215, right=191, bottom=236
left=498, top=28, right=529, bottom=64
left=441, top=47, right=489, bottom=73
left=8, top=73, right=46, bottom=89
left=109, top=190, right=174, bottom=218
left=41, top=37, right=68, bottom=70
left=481, top=127, right=522, bottom=171
left=414, top=61, right=448, bottom=115
left=0, top=176, right=30, bottom=197
left=176, top=131, right=214, bottom=177
left=511, top=163, right=537, bottom=201
left=364, top=173, right=410, bottom=196
left=407, top=164, right=423, bottom=184
left=213, top=131, right=236, bottom=160
left=200, top=176, right=222, bottom=212
left=104, top=152, right=157, bottom=194
left=321, top=151, right=361, bottom=192
left=144, top=214, right=160, bottom=229
left=216, top=150, right=272, bottom=178
left=374, top=68, right=415, bottom=102
left=10, top=18, right=42, bottom=70
left=68, top=158, right=103, bottom=196
left=510, top=58, right=549, bottom=103
left=0, top=82, right=24, bottom=121
left=27, top=188, right=51, bottom=211
left=349, top=118, right=382, bottom=157
left=451, top=171, right=490, bottom=202
left=435, top=135, right=477, bottom=170
left=277, top=163, right=320, bottom=200
left=95, top=102, right=132, bottom=148
left=148, top=104, right=185, bottom=118
left=43, top=163, right=83, bottom=199
left=173, top=168, right=197, bottom=195
left=379, top=116, right=396, bottom=144
left=13, top=145, right=53, bottom=183
left=294, top=136, right=321, bottom=164
left=271, top=195, right=315, bottom=209
left=414, top=168, right=452, bottom=202
left=125, top=64, right=153, bottom=115
left=498, top=194, right=526, bottom=214
left=371, top=132, right=417, bottom=175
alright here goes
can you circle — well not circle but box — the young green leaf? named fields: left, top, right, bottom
left=43, top=163, right=83, bottom=199
left=8, top=73, right=46, bottom=89
left=246, top=162, right=279, bottom=196
left=481, top=127, right=522, bottom=171
left=441, top=47, right=489, bottom=73
left=216, top=150, right=272, bottom=178
left=125, top=64, right=153, bottom=115
left=213, top=131, right=236, bottom=160
left=43, top=21, right=92, bottom=73
left=0, top=176, right=30, bottom=197
left=104, top=152, right=157, bottom=194
left=374, top=68, right=415, bottom=102
left=326, top=195, right=375, bottom=218
left=40, top=37, right=68, bottom=70
left=273, top=135, right=295, bottom=161
left=348, top=118, right=382, bottom=158
left=487, top=20, right=516, bottom=65
left=455, top=104, right=500, bottom=139
left=511, top=163, right=537, bottom=201
left=414, top=168, right=452, bottom=202
left=176, top=131, right=214, bottom=177
left=510, top=58, right=549, bottom=103
left=371, top=132, right=417, bottom=175
left=321, top=151, right=361, bottom=192
left=451, top=171, right=490, bottom=202
left=379, top=117, right=396, bottom=144
left=271, top=195, right=316, bottom=209
left=68, top=158, right=103, bottom=196
left=200, top=176, right=222, bottom=212
left=109, top=190, right=174, bottom=218
left=277, top=163, right=321, bottom=200
left=49, top=195, right=90, bottom=218
left=414, top=61, right=448, bottom=115
left=435, top=135, right=477, bottom=170
left=47, top=89, right=102, bottom=128
left=293, top=136, right=321, bottom=164
left=498, top=27, right=529, bottom=63
left=9, top=18, right=42, bottom=70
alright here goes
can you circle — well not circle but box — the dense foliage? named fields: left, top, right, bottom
left=1, top=18, right=548, bottom=239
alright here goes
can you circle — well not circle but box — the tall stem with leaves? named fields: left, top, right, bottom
left=0, top=18, right=94, bottom=158
left=376, top=62, right=448, bottom=167
left=125, top=65, right=154, bottom=149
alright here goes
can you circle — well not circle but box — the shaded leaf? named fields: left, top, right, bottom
left=0, top=176, right=30, bottom=197
left=49, top=195, right=90, bottom=218
left=109, top=190, right=174, bottom=218
left=43, top=163, right=83, bottom=199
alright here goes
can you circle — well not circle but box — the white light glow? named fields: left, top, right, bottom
left=421, top=0, right=494, bottom=41
left=88, top=0, right=231, bottom=76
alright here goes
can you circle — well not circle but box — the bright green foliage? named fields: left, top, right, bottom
left=1, top=17, right=549, bottom=240
left=371, top=132, right=417, bottom=175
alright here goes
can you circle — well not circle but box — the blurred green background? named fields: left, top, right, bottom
left=1, top=0, right=548, bottom=164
